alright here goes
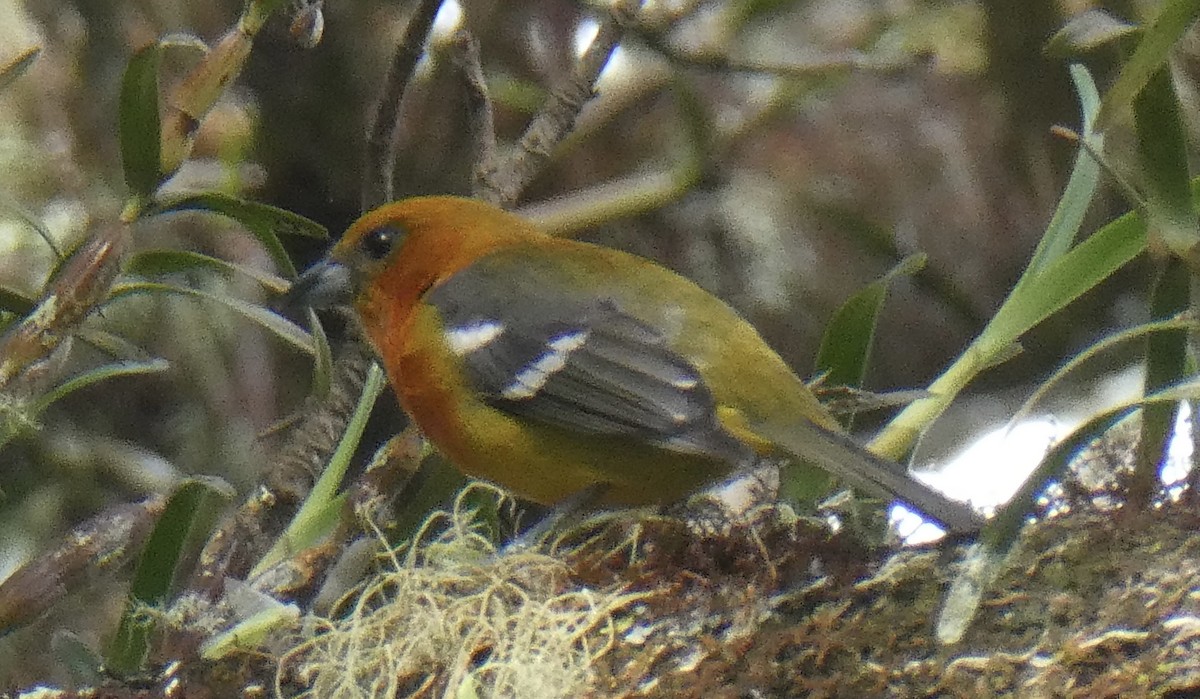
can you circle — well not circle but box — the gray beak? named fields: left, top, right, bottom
left=284, top=258, right=354, bottom=311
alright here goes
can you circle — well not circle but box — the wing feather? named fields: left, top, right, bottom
left=426, top=260, right=751, bottom=463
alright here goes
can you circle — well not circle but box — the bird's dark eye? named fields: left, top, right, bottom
left=360, top=225, right=402, bottom=260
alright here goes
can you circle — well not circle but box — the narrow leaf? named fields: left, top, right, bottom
left=870, top=179, right=1150, bottom=459
left=937, top=542, right=1003, bottom=644
left=0, top=287, right=35, bottom=316
left=817, top=254, right=925, bottom=390
left=1129, top=62, right=1194, bottom=506
left=308, top=308, right=333, bottom=398
left=75, top=328, right=158, bottom=363
left=202, top=578, right=301, bottom=661
left=0, top=47, right=40, bottom=92
left=158, top=33, right=210, bottom=53
left=108, top=281, right=315, bottom=355
left=1095, top=0, right=1200, bottom=130
left=200, top=600, right=300, bottom=660
left=251, top=363, right=387, bottom=578
left=149, top=193, right=328, bottom=240
left=1017, top=65, right=1102, bottom=283
left=1132, top=259, right=1189, bottom=506
left=126, top=249, right=238, bottom=279
left=119, top=43, right=164, bottom=198
left=150, top=193, right=328, bottom=278
left=1010, top=316, right=1200, bottom=428
left=965, top=375, right=1200, bottom=629
left=870, top=67, right=1111, bottom=459
left=935, top=406, right=1132, bottom=644
left=1135, top=67, right=1199, bottom=261
left=981, top=209, right=1148, bottom=359
left=0, top=191, right=63, bottom=260
left=126, top=249, right=292, bottom=293
left=32, top=359, right=170, bottom=414
left=107, top=477, right=234, bottom=675
left=1045, top=10, right=1138, bottom=58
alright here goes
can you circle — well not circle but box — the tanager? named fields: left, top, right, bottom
left=291, top=196, right=981, bottom=534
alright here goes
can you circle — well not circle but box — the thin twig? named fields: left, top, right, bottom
left=628, top=19, right=875, bottom=78
left=362, top=0, right=446, bottom=210
left=483, top=0, right=643, bottom=208
left=450, top=30, right=500, bottom=203
left=0, top=496, right=165, bottom=634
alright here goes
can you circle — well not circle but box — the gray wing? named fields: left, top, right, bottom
left=425, top=260, right=752, bottom=464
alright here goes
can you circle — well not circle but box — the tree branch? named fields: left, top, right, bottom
left=449, top=30, right=499, bottom=203
left=362, top=0, right=446, bottom=210
left=481, top=0, right=642, bottom=208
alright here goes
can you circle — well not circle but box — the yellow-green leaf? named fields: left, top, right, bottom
left=119, top=44, right=165, bottom=198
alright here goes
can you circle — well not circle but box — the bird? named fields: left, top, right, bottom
left=289, top=196, right=982, bottom=534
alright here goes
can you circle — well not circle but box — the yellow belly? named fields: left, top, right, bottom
left=385, top=304, right=733, bottom=507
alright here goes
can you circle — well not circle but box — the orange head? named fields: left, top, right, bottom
left=289, top=196, right=544, bottom=331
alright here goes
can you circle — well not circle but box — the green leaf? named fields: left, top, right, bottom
left=994, top=410, right=1130, bottom=550
left=200, top=594, right=299, bottom=660
left=937, top=542, right=1006, bottom=644
left=981, top=207, right=1148, bottom=358
left=0, top=47, right=40, bottom=92
left=158, top=33, right=210, bottom=53
left=1044, top=10, right=1138, bottom=58
left=1135, top=67, right=1199, bottom=261
left=126, top=249, right=238, bottom=279
left=1016, top=65, right=1103, bottom=284
left=251, top=363, right=387, bottom=578
left=125, top=249, right=292, bottom=293
left=869, top=69, right=1125, bottom=460
left=32, top=359, right=170, bottom=415
left=1132, top=259, right=1190, bottom=505
left=872, top=67, right=1109, bottom=459
left=1129, top=62, right=1192, bottom=505
left=119, top=43, right=164, bottom=199
left=307, top=308, right=333, bottom=398
left=875, top=198, right=1147, bottom=456
left=108, top=280, right=315, bottom=355
left=1095, top=0, right=1200, bottom=130
left=388, top=452, right=471, bottom=546
left=0, top=287, right=35, bottom=316
left=816, top=254, right=925, bottom=392
left=107, top=477, right=234, bottom=675
left=0, top=191, right=63, bottom=260
left=149, top=193, right=328, bottom=278
left=1010, top=316, right=1200, bottom=428
left=74, top=328, right=158, bottom=363
left=943, top=374, right=1200, bottom=642
left=940, top=400, right=1143, bottom=643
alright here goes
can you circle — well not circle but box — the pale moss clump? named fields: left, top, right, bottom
left=277, top=486, right=642, bottom=699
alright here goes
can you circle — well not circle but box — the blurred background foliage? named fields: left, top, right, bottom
left=0, top=0, right=1190, bottom=686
